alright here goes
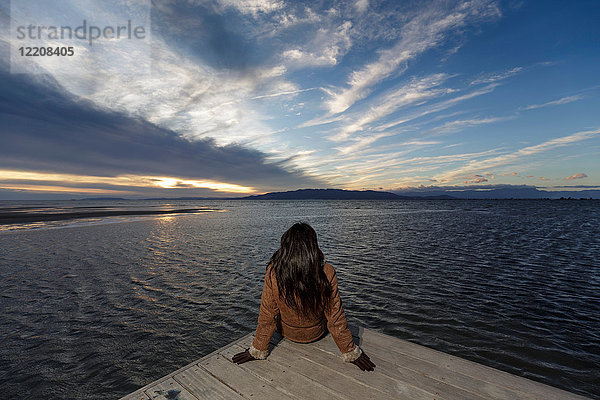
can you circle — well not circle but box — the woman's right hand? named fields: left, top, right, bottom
left=232, top=349, right=256, bottom=364
left=352, top=351, right=375, bottom=371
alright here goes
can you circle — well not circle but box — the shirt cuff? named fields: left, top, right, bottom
left=341, top=346, right=362, bottom=362
left=249, top=344, right=269, bottom=360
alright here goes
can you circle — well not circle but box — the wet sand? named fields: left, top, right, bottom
left=0, top=208, right=211, bottom=224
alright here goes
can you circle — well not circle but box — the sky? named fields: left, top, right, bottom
left=1, top=0, right=599, bottom=199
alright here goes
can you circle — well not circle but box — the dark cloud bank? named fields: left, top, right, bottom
left=0, top=68, right=319, bottom=195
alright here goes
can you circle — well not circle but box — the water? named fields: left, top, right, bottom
left=0, top=199, right=598, bottom=399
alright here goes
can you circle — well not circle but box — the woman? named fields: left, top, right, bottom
left=232, top=222, right=375, bottom=371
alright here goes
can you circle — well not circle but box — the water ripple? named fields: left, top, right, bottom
left=0, top=199, right=599, bottom=399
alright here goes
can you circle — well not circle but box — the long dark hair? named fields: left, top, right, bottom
left=270, top=222, right=332, bottom=316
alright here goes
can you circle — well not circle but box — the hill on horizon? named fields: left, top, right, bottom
left=240, top=188, right=453, bottom=200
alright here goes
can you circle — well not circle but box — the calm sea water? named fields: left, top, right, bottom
left=0, top=199, right=598, bottom=399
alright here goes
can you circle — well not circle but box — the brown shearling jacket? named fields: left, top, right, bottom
left=249, top=262, right=362, bottom=362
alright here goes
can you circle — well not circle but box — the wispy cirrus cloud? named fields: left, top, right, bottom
left=310, top=148, right=502, bottom=189
left=424, top=116, right=513, bottom=135
left=522, top=95, right=583, bottom=110
left=371, top=83, right=500, bottom=133
left=434, top=129, right=600, bottom=183
left=329, top=73, right=452, bottom=142
left=470, top=67, right=523, bottom=85
left=249, top=87, right=319, bottom=100
left=324, top=0, right=501, bottom=114
left=322, top=77, right=508, bottom=157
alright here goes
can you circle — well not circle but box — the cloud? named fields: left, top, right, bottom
left=68, top=38, right=292, bottom=146
left=320, top=76, right=508, bottom=157
left=216, top=0, right=284, bottom=17
left=249, top=87, right=318, bottom=100
left=3, top=2, right=299, bottom=149
left=433, top=128, right=600, bottom=183
left=319, top=82, right=503, bottom=158
left=522, top=95, right=583, bottom=111
left=309, top=148, right=501, bottom=188
left=354, top=0, right=369, bottom=14
left=0, top=69, right=320, bottom=194
left=470, top=67, right=523, bottom=85
left=464, top=175, right=488, bottom=184
left=282, top=21, right=353, bottom=67
left=329, top=73, right=451, bottom=142
left=371, top=83, right=500, bottom=133
left=564, top=173, right=588, bottom=180
left=396, top=183, right=536, bottom=192
left=267, top=6, right=323, bottom=31
left=425, top=116, right=512, bottom=135
left=325, top=0, right=501, bottom=114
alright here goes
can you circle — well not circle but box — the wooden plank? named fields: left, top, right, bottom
left=196, top=350, right=296, bottom=399
left=120, top=390, right=152, bottom=400
left=173, top=365, right=244, bottom=400
left=360, top=329, right=589, bottom=400
left=221, top=343, right=347, bottom=399
left=231, top=334, right=428, bottom=400
left=144, top=377, right=198, bottom=400
left=348, top=334, right=531, bottom=400
left=118, top=334, right=253, bottom=400
left=307, top=333, right=489, bottom=400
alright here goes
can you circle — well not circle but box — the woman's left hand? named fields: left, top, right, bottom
left=232, top=349, right=256, bottom=364
left=352, top=352, right=376, bottom=371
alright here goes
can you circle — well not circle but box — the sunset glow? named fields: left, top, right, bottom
left=0, top=170, right=256, bottom=195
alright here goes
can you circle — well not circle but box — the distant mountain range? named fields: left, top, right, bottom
left=240, top=188, right=600, bottom=200
left=239, top=188, right=453, bottom=200
left=79, top=187, right=600, bottom=201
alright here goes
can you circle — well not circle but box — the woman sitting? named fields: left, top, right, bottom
left=232, top=222, right=375, bottom=371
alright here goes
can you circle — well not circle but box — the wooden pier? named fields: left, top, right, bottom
left=121, top=326, right=590, bottom=400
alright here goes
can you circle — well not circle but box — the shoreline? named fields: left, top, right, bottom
left=0, top=208, right=212, bottom=224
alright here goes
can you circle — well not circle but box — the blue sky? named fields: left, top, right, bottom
left=1, top=0, right=599, bottom=198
